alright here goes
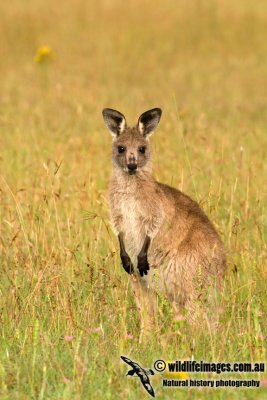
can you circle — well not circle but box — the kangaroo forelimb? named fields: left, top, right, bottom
left=137, top=235, right=151, bottom=277
left=118, top=233, right=134, bottom=275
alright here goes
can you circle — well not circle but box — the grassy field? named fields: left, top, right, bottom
left=0, top=0, right=266, bottom=399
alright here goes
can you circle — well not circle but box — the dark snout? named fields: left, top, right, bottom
left=127, top=163, right=138, bottom=174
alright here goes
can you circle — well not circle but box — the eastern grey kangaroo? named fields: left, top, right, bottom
left=102, top=108, right=226, bottom=338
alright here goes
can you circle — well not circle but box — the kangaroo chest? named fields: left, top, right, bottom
left=120, top=194, right=145, bottom=238
left=111, top=189, right=150, bottom=257
left=110, top=176, right=165, bottom=259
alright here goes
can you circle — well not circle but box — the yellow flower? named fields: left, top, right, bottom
left=34, top=46, right=53, bottom=65
left=162, top=361, right=189, bottom=379
left=162, top=370, right=189, bottom=379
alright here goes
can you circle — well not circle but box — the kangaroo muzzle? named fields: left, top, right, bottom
left=127, top=163, right=138, bottom=174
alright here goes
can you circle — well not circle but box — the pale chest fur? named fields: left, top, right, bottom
left=120, top=194, right=141, bottom=231
left=109, top=176, right=164, bottom=260
left=110, top=191, right=149, bottom=257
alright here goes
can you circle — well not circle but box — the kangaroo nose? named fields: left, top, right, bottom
left=127, top=163, right=137, bottom=172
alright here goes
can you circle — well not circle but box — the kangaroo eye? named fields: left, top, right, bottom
left=139, top=146, right=146, bottom=154
left=118, top=146, right=126, bottom=154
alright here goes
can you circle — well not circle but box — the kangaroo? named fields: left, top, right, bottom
left=102, top=108, right=226, bottom=339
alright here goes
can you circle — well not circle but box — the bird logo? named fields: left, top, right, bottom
left=121, top=356, right=155, bottom=397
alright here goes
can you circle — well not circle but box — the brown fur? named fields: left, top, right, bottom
left=103, top=108, right=226, bottom=339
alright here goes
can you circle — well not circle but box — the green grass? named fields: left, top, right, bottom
left=0, top=0, right=266, bottom=398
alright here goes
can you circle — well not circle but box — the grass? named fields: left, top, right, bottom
left=0, top=0, right=266, bottom=398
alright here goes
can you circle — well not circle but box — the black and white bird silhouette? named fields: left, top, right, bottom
left=121, top=356, right=155, bottom=397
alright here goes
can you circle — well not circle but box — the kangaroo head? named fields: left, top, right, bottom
left=102, top=108, right=162, bottom=175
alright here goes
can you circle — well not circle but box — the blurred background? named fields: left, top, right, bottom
left=1, top=0, right=266, bottom=195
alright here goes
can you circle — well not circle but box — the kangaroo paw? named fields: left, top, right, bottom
left=121, top=253, right=134, bottom=275
left=137, top=255, right=150, bottom=277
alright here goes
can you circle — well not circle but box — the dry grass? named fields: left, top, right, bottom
left=0, top=0, right=266, bottom=399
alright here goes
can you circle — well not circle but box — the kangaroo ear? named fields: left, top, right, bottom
left=138, top=108, right=162, bottom=137
left=102, top=108, right=126, bottom=137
